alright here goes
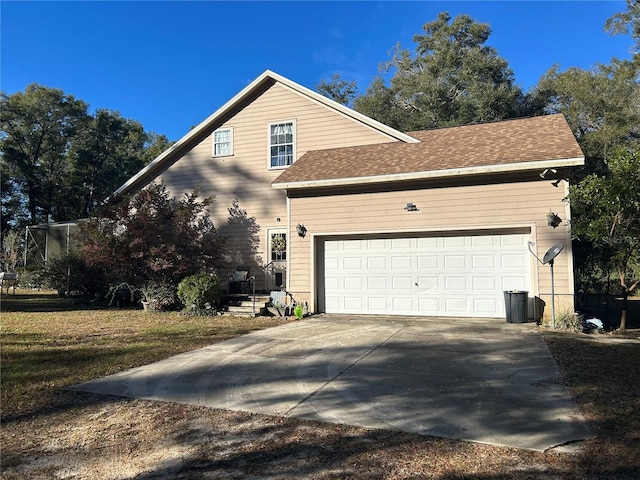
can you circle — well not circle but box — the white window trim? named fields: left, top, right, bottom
left=212, top=126, right=234, bottom=157
left=267, top=228, right=287, bottom=263
left=267, top=119, right=296, bottom=170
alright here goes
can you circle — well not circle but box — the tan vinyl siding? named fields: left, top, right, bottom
left=156, top=83, right=397, bottom=286
left=287, top=180, right=574, bottom=318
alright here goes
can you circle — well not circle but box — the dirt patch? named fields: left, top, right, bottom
left=2, top=383, right=639, bottom=477
left=1, top=390, right=628, bottom=480
left=2, top=294, right=639, bottom=478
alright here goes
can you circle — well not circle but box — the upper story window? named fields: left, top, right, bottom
left=269, top=120, right=295, bottom=168
left=212, top=127, right=233, bottom=157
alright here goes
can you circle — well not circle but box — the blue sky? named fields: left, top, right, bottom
left=2, top=1, right=633, bottom=141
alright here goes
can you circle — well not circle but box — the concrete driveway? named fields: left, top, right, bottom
left=72, top=315, right=591, bottom=452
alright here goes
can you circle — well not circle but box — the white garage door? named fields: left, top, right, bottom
left=322, top=233, right=531, bottom=317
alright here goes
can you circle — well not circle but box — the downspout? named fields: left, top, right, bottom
left=286, top=194, right=291, bottom=290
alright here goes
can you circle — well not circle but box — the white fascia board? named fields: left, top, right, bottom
left=273, top=156, right=585, bottom=190
left=113, top=70, right=417, bottom=199
left=113, top=72, right=278, bottom=199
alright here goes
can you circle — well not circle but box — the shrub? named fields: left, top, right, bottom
left=76, top=183, right=226, bottom=289
left=177, top=274, right=223, bottom=315
left=554, top=309, right=583, bottom=333
left=16, top=268, right=43, bottom=290
left=40, top=252, right=106, bottom=297
left=107, top=281, right=177, bottom=311
left=140, top=282, right=177, bottom=312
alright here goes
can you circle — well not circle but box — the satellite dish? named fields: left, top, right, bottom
left=543, top=243, right=564, bottom=264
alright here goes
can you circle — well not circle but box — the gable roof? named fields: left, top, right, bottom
left=112, top=70, right=418, bottom=200
left=272, top=114, right=584, bottom=190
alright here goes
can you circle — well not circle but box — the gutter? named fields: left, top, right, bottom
left=272, top=157, right=585, bottom=190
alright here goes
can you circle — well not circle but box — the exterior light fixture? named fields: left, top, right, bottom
left=404, top=203, right=418, bottom=212
left=551, top=178, right=569, bottom=188
left=547, top=211, right=562, bottom=228
left=296, top=224, right=307, bottom=238
left=539, top=168, right=557, bottom=179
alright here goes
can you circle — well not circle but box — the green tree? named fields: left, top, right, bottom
left=1, top=85, right=173, bottom=228
left=568, top=151, right=640, bottom=330
left=65, top=110, right=150, bottom=220
left=316, top=73, right=358, bottom=107
left=535, top=2, right=640, bottom=320
left=352, top=12, right=530, bottom=131
left=77, top=183, right=226, bottom=291
left=536, top=59, right=640, bottom=175
left=0, top=84, right=89, bottom=225
left=605, top=0, right=640, bottom=55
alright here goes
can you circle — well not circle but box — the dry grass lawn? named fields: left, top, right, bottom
left=1, top=291, right=639, bottom=479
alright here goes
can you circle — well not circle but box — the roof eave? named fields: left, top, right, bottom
left=272, top=156, right=585, bottom=190
left=112, top=71, right=279, bottom=200
left=112, top=70, right=417, bottom=200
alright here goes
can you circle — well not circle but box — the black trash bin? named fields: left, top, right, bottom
left=504, top=290, right=528, bottom=323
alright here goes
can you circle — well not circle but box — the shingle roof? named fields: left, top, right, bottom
left=272, top=114, right=584, bottom=189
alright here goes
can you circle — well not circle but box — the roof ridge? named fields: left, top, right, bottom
left=406, top=114, right=564, bottom=136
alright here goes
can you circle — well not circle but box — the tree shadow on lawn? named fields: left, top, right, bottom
left=1, top=338, right=200, bottom=425
left=0, top=291, right=101, bottom=312
left=3, top=327, right=640, bottom=478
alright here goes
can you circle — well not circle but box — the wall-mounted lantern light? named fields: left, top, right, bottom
left=547, top=211, right=562, bottom=228
left=296, top=224, right=307, bottom=238
left=404, top=202, right=418, bottom=212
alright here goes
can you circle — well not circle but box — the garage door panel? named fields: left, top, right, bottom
left=392, top=238, right=412, bottom=249
left=471, top=236, right=495, bottom=247
left=367, top=277, right=387, bottom=289
left=343, top=257, right=362, bottom=269
left=444, top=297, right=468, bottom=313
left=392, top=277, right=413, bottom=290
left=419, top=297, right=440, bottom=311
left=445, top=277, right=468, bottom=290
left=367, top=257, right=387, bottom=269
left=501, top=254, right=525, bottom=268
left=472, top=255, right=495, bottom=268
left=325, top=295, right=340, bottom=310
left=343, top=277, right=362, bottom=290
left=367, top=297, right=387, bottom=310
left=367, top=239, right=386, bottom=249
left=344, top=297, right=363, bottom=309
left=418, top=276, right=439, bottom=289
left=474, top=298, right=499, bottom=313
left=418, top=255, right=438, bottom=269
left=325, top=276, right=340, bottom=289
left=392, top=297, right=414, bottom=311
left=444, top=255, right=466, bottom=268
left=323, top=234, right=530, bottom=317
left=444, top=237, right=466, bottom=248
left=392, top=256, right=412, bottom=269
left=473, top=276, right=497, bottom=290
left=344, top=240, right=364, bottom=250
left=417, top=237, right=438, bottom=248
left=325, top=257, right=340, bottom=270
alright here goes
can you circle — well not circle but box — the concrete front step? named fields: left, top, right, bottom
left=223, top=294, right=271, bottom=316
